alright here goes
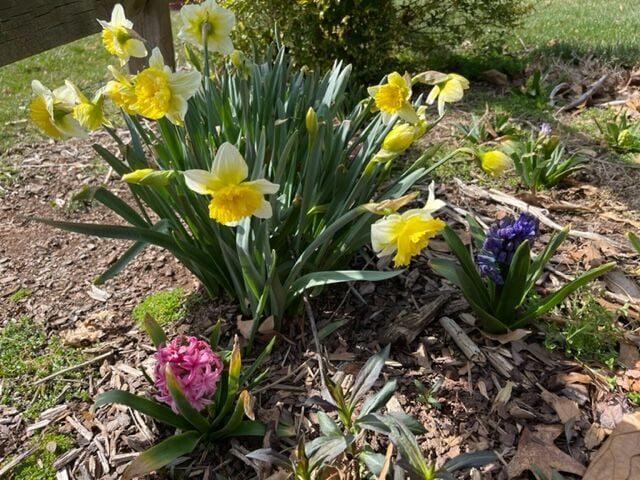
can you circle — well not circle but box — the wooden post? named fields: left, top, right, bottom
left=0, top=0, right=173, bottom=69
left=128, top=0, right=175, bottom=73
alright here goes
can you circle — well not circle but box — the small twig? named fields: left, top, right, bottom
left=0, top=447, right=38, bottom=477
left=303, top=294, right=327, bottom=389
left=33, top=350, right=115, bottom=386
left=439, top=316, right=486, bottom=365
left=556, top=73, right=609, bottom=114
left=454, top=179, right=627, bottom=250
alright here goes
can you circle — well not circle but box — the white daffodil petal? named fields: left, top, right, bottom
left=253, top=200, right=273, bottom=219
left=424, top=182, right=446, bottom=214
left=148, top=48, right=165, bottom=70
left=371, top=215, right=401, bottom=253
left=127, top=39, right=147, bottom=58
left=170, top=70, right=202, bottom=98
left=212, top=143, right=248, bottom=185
left=184, top=169, right=219, bottom=194
left=244, top=178, right=279, bottom=194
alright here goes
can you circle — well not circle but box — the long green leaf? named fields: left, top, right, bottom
left=515, top=262, right=615, bottom=327
left=211, top=390, right=250, bottom=439
left=494, top=241, right=530, bottom=322
left=94, top=390, right=192, bottom=431
left=122, top=431, right=201, bottom=480
left=526, top=227, right=568, bottom=293
left=141, top=313, right=167, bottom=348
left=212, top=337, right=242, bottom=427
left=165, top=367, right=211, bottom=433
left=93, top=187, right=148, bottom=228
left=349, top=345, right=390, bottom=411
left=628, top=231, right=640, bottom=254
left=289, top=270, right=402, bottom=297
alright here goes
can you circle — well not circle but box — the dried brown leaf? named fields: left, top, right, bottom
left=506, top=428, right=586, bottom=478
left=583, top=412, right=640, bottom=480
left=540, top=388, right=580, bottom=424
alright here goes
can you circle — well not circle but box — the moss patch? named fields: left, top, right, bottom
left=132, top=288, right=186, bottom=326
left=0, top=316, right=88, bottom=419
left=7, top=432, right=74, bottom=480
left=9, top=287, right=32, bottom=302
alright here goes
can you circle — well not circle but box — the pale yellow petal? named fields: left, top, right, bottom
left=211, top=143, right=248, bottom=185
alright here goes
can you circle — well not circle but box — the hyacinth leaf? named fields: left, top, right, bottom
left=348, top=345, right=390, bottom=411
left=122, top=431, right=201, bottom=480
left=465, top=215, right=486, bottom=250
left=494, top=241, right=531, bottom=322
left=94, top=390, right=192, bottom=431
left=514, top=261, right=615, bottom=328
left=440, top=226, right=492, bottom=310
left=388, top=420, right=435, bottom=480
left=440, top=450, right=497, bottom=473
left=358, top=379, right=397, bottom=418
left=527, top=227, right=568, bottom=292
left=164, top=366, right=211, bottom=433
left=142, top=313, right=167, bottom=348
left=208, top=319, right=222, bottom=351
left=210, top=390, right=251, bottom=439
left=290, top=270, right=402, bottom=298
left=211, top=336, right=241, bottom=427
left=628, top=231, right=640, bottom=254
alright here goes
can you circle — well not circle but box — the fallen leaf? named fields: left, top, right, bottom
left=506, top=428, right=586, bottom=478
left=491, top=381, right=514, bottom=413
left=584, top=423, right=610, bottom=450
left=604, top=269, right=640, bottom=301
left=237, top=315, right=276, bottom=339
left=60, top=321, right=104, bottom=346
left=619, top=339, right=640, bottom=369
left=583, top=412, right=640, bottom=480
left=540, top=389, right=580, bottom=424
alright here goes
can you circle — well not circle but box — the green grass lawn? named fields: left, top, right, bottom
left=514, top=0, right=640, bottom=64
left=0, top=34, right=113, bottom=153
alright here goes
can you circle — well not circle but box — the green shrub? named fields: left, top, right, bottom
left=132, top=288, right=186, bottom=325
left=220, top=0, right=532, bottom=83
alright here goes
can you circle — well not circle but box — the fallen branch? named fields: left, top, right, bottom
left=556, top=73, right=609, bottom=114
left=454, top=179, right=627, bottom=250
left=33, top=350, right=115, bottom=386
left=439, top=316, right=486, bottom=365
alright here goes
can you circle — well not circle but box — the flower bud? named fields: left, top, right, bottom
left=382, top=123, right=416, bottom=152
left=306, top=107, right=318, bottom=141
left=122, top=168, right=173, bottom=187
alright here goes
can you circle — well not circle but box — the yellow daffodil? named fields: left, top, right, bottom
left=98, top=3, right=147, bottom=65
left=367, top=72, right=419, bottom=124
left=122, top=168, right=173, bottom=187
left=178, top=0, right=235, bottom=54
left=426, top=73, right=469, bottom=116
left=30, top=80, right=86, bottom=139
left=479, top=150, right=512, bottom=176
left=371, top=206, right=446, bottom=267
left=183, top=142, right=279, bottom=226
left=131, top=48, right=202, bottom=125
left=105, top=66, right=138, bottom=114
left=370, top=121, right=425, bottom=165
left=66, top=81, right=111, bottom=131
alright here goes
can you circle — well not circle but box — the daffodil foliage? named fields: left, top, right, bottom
left=32, top=3, right=467, bottom=337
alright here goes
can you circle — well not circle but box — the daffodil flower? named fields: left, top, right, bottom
left=131, top=48, right=202, bottom=125
left=367, top=72, right=419, bottom=124
left=183, top=143, right=279, bottom=226
left=30, top=80, right=87, bottom=139
left=178, top=0, right=235, bottom=54
left=98, top=3, right=147, bottom=66
left=104, top=66, right=138, bottom=114
left=426, top=73, right=469, bottom=116
left=371, top=207, right=446, bottom=267
left=479, top=150, right=512, bottom=176
left=66, top=81, right=111, bottom=131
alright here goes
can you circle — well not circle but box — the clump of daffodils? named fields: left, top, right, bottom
left=98, top=3, right=147, bottom=65
left=154, top=336, right=223, bottom=413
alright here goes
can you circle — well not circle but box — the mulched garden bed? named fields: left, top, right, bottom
left=1, top=120, right=640, bottom=479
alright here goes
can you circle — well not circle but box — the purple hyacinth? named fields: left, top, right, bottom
left=539, top=122, right=552, bottom=137
left=476, top=213, right=539, bottom=284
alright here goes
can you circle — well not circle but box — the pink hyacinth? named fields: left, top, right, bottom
left=154, top=336, right=223, bottom=413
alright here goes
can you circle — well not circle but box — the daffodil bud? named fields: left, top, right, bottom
left=122, top=168, right=173, bottom=187
left=382, top=123, right=415, bottom=152
left=305, top=107, right=318, bottom=141
left=479, top=150, right=512, bottom=176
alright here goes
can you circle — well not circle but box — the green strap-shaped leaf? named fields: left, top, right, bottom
left=165, top=366, right=211, bottom=433
left=212, top=337, right=242, bottom=427
left=628, top=231, right=640, bottom=255
left=289, top=270, right=402, bottom=298
left=239, top=336, right=275, bottom=388
left=358, top=379, right=397, bottom=418
left=94, top=390, right=192, bottom=431
left=526, top=227, right=568, bottom=293
left=141, top=313, right=167, bottom=348
left=349, top=345, right=390, bottom=411
left=515, top=262, right=615, bottom=328
left=494, top=241, right=531, bottom=322
left=93, top=144, right=129, bottom=176
left=93, top=187, right=148, bottom=227
left=122, top=431, right=201, bottom=480
left=210, top=390, right=250, bottom=439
